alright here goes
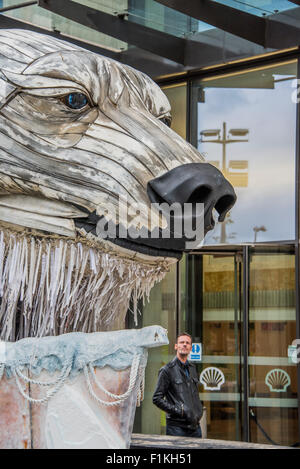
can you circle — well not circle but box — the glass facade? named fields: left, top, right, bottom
left=130, top=58, right=300, bottom=446
left=193, top=61, right=297, bottom=245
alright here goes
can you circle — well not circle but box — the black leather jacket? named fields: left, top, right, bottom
left=152, top=357, right=203, bottom=430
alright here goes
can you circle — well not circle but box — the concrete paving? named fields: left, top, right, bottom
left=130, top=433, right=294, bottom=449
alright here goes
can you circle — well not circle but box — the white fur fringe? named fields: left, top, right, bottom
left=0, top=230, right=169, bottom=341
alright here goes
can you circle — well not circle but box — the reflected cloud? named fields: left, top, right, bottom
left=197, top=75, right=296, bottom=244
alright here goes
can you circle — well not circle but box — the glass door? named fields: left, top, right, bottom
left=248, top=247, right=298, bottom=446
left=182, top=246, right=298, bottom=445
left=181, top=252, right=243, bottom=441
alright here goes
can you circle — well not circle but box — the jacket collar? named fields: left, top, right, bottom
left=174, top=356, right=190, bottom=368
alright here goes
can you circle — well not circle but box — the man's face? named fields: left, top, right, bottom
left=175, top=335, right=192, bottom=357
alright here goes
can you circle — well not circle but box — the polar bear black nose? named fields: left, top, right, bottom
left=147, top=163, right=236, bottom=232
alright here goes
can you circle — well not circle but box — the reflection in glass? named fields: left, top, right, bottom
left=193, top=61, right=297, bottom=244
left=215, top=0, right=296, bottom=16
left=128, top=0, right=200, bottom=37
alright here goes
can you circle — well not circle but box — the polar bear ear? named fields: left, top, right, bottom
left=107, top=63, right=125, bottom=105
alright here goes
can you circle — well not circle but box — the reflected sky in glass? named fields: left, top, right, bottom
left=197, top=63, right=297, bottom=244
left=214, top=0, right=296, bottom=16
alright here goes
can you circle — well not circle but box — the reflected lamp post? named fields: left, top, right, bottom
left=253, top=225, right=267, bottom=242
left=199, top=122, right=249, bottom=243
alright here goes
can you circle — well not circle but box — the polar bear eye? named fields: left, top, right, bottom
left=159, top=116, right=172, bottom=128
left=62, top=92, right=89, bottom=109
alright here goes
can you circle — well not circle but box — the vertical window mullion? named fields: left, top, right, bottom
left=295, top=57, right=300, bottom=444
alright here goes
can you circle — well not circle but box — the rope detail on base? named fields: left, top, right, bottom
left=84, top=354, right=141, bottom=407
left=15, top=363, right=72, bottom=387
left=12, top=363, right=72, bottom=405
left=136, top=366, right=146, bottom=407
left=0, top=357, right=146, bottom=407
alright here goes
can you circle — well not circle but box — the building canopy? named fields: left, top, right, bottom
left=1, top=0, right=300, bottom=77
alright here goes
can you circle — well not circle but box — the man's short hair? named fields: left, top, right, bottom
left=176, top=332, right=192, bottom=343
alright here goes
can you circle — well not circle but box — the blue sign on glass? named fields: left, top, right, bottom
left=189, top=343, right=202, bottom=362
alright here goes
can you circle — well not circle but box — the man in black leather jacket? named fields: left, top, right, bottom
left=152, top=333, right=203, bottom=437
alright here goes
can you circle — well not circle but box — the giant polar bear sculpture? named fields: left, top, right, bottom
left=0, top=29, right=236, bottom=448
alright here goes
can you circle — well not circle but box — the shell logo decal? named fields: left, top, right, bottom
left=265, top=369, right=291, bottom=393
left=200, top=367, right=225, bottom=391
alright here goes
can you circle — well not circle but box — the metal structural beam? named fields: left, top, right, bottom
left=38, top=0, right=186, bottom=64
left=0, top=11, right=187, bottom=77
left=155, top=0, right=265, bottom=45
left=37, top=0, right=236, bottom=68
left=155, top=0, right=300, bottom=48
left=0, top=2, right=269, bottom=77
left=0, top=13, right=187, bottom=78
left=0, top=13, right=119, bottom=60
